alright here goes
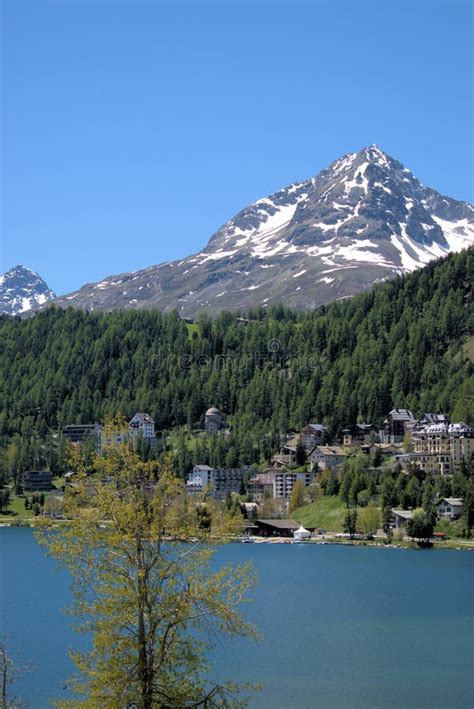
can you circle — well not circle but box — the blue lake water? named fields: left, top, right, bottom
left=1, top=528, right=473, bottom=708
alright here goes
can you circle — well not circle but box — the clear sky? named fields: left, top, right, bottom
left=1, top=0, right=472, bottom=295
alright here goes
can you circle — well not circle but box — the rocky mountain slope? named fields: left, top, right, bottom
left=0, top=265, right=55, bottom=315
left=44, top=145, right=474, bottom=316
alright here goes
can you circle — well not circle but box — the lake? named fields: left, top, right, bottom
left=1, top=528, right=473, bottom=708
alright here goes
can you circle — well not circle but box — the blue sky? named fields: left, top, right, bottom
left=1, top=0, right=472, bottom=294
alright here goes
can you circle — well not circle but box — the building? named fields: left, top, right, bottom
left=204, top=406, right=224, bottom=434
left=255, top=519, right=300, bottom=537
left=411, top=422, right=474, bottom=475
left=449, top=424, right=474, bottom=472
left=100, top=413, right=156, bottom=450
left=241, top=502, right=259, bottom=517
left=300, top=424, right=328, bottom=451
left=129, top=413, right=156, bottom=440
left=383, top=409, right=416, bottom=443
left=413, top=413, right=449, bottom=433
left=62, top=423, right=101, bottom=444
left=248, top=469, right=314, bottom=502
left=272, top=470, right=314, bottom=501
left=186, top=464, right=214, bottom=493
left=342, top=423, right=378, bottom=447
left=247, top=473, right=275, bottom=503
left=22, top=470, right=54, bottom=492
left=271, top=444, right=297, bottom=468
left=438, top=498, right=464, bottom=521
left=390, top=509, right=413, bottom=529
left=361, top=442, right=401, bottom=459
left=212, top=468, right=246, bottom=499
left=310, top=446, right=348, bottom=470
left=185, top=465, right=246, bottom=500
left=395, top=452, right=446, bottom=476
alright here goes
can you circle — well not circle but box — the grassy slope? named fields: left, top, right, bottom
left=0, top=480, right=64, bottom=521
left=292, top=496, right=352, bottom=532
left=0, top=495, right=33, bottom=521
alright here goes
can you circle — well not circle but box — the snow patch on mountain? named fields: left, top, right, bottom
left=0, top=266, right=56, bottom=315
left=431, top=216, right=474, bottom=252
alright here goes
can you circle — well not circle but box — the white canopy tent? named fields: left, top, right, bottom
left=293, top=525, right=311, bottom=541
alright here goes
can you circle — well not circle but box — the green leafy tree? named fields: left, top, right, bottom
left=359, top=503, right=381, bottom=536
left=325, top=469, right=339, bottom=496
left=295, top=441, right=307, bottom=466
left=367, top=476, right=377, bottom=497
left=459, top=478, right=474, bottom=538
left=402, top=433, right=413, bottom=452
left=371, top=447, right=382, bottom=468
left=288, top=479, right=305, bottom=513
left=37, top=428, right=258, bottom=709
left=339, top=467, right=353, bottom=507
left=451, top=472, right=467, bottom=498
left=405, top=476, right=421, bottom=508
left=381, top=477, right=397, bottom=509
left=422, top=476, right=436, bottom=517
left=382, top=505, right=393, bottom=540
left=0, top=488, right=11, bottom=513
left=343, top=509, right=358, bottom=539
left=356, top=489, right=371, bottom=507
left=349, top=474, right=366, bottom=508
left=407, top=509, right=435, bottom=545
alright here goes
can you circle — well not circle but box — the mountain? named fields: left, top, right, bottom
left=47, top=145, right=474, bottom=316
left=0, top=265, right=56, bottom=315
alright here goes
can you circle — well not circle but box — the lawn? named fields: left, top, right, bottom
left=0, top=495, right=35, bottom=521
left=167, top=428, right=207, bottom=452
left=292, top=495, right=356, bottom=532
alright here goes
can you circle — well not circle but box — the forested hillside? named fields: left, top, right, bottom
left=0, top=248, right=472, bottom=475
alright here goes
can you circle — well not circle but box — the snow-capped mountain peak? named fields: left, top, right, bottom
left=195, top=145, right=472, bottom=273
left=38, top=146, right=474, bottom=316
left=0, top=265, right=56, bottom=315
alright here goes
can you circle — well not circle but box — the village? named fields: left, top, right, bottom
left=5, top=405, right=472, bottom=547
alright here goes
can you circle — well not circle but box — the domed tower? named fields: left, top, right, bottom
left=205, top=406, right=224, bottom=434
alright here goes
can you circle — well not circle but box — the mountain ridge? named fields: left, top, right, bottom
left=5, top=145, right=474, bottom=317
left=49, top=145, right=474, bottom=316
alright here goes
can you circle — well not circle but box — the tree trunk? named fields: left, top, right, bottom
left=1, top=645, right=8, bottom=709
left=137, top=603, right=152, bottom=709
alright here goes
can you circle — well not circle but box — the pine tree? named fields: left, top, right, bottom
left=343, top=509, right=358, bottom=539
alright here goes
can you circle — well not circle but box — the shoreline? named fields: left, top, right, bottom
left=1, top=521, right=472, bottom=550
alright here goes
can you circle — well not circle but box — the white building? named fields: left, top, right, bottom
left=438, top=498, right=464, bottom=521
left=129, top=413, right=156, bottom=440
left=390, top=509, right=413, bottom=529
left=272, top=471, right=314, bottom=500
left=185, top=465, right=246, bottom=500
left=186, top=465, right=214, bottom=490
